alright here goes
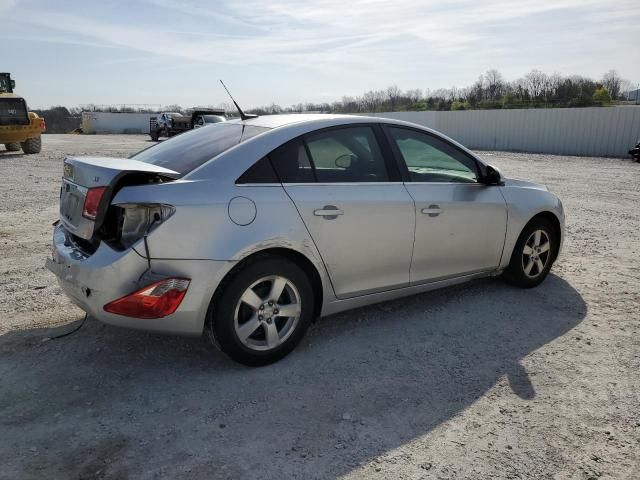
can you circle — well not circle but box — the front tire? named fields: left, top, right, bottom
left=4, top=142, right=21, bottom=152
left=207, top=257, right=314, bottom=366
left=503, top=218, right=557, bottom=288
left=21, top=135, right=42, bottom=154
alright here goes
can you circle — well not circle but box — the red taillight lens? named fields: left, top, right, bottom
left=104, top=278, right=190, bottom=319
left=82, top=186, right=107, bottom=220
left=41, top=119, right=46, bottom=131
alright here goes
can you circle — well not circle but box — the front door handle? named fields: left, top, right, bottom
left=314, top=205, right=344, bottom=219
left=421, top=205, right=442, bottom=217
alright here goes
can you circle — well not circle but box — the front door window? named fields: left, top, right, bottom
left=388, top=127, right=478, bottom=183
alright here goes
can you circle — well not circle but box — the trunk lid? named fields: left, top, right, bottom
left=59, top=156, right=178, bottom=240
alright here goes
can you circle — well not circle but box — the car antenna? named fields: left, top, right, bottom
left=219, top=80, right=257, bottom=121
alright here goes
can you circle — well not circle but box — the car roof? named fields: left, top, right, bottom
left=228, top=113, right=376, bottom=129
left=188, top=113, right=485, bottom=181
left=229, top=113, right=469, bottom=148
left=228, top=113, right=447, bottom=135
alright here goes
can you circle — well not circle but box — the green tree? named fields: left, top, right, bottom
left=592, top=87, right=612, bottom=105
left=451, top=101, right=468, bottom=111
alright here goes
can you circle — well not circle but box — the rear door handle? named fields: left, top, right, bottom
left=314, top=205, right=344, bottom=219
left=421, top=205, right=442, bottom=217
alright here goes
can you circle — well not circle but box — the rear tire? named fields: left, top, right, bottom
left=503, top=218, right=557, bottom=288
left=20, top=135, right=42, bottom=154
left=206, top=257, right=314, bottom=366
left=4, top=142, right=21, bottom=152
left=150, top=130, right=159, bottom=141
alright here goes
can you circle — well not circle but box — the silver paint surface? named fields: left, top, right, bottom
left=48, top=114, right=565, bottom=334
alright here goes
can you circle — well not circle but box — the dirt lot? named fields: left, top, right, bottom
left=1, top=135, right=639, bottom=479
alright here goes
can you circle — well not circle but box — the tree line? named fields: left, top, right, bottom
left=31, top=106, right=82, bottom=134
left=247, top=69, right=636, bottom=115
left=33, top=69, right=636, bottom=132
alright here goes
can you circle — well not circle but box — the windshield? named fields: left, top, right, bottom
left=133, top=123, right=269, bottom=175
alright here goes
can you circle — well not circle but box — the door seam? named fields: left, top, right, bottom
left=279, top=184, right=340, bottom=299
left=401, top=182, right=418, bottom=285
left=496, top=187, right=510, bottom=267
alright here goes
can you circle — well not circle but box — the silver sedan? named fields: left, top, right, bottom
left=46, top=114, right=564, bottom=365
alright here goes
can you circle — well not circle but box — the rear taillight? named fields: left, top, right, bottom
left=41, top=119, right=46, bottom=131
left=82, top=187, right=108, bottom=220
left=104, top=278, right=190, bottom=319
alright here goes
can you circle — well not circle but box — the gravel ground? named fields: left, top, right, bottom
left=0, top=135, right=638, bottom=479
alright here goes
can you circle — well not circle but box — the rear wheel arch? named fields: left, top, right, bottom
left=210, top=247, right=324, bottom=322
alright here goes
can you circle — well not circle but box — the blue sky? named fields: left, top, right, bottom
left=1, top=0, right=638, bottom=109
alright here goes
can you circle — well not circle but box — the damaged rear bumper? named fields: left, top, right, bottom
left=46, top=224, right=234, bottom=336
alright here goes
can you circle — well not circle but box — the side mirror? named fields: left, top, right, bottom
left=483, top=164, right=504, bottom=185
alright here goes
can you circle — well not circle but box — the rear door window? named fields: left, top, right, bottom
left=304, top=126, right=389, bottom=182
left=133, top=124, right=269, bottom=175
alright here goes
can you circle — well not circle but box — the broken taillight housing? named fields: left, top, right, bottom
left=118, top=203, right=175, bottom=248
left=82, top=187, right=108, bottom=220
left=104, top=278, right=190, bottom=319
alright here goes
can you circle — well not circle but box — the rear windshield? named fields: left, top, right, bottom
left=133, top=124, right=269, bottom=175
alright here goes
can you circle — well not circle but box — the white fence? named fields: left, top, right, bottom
left=81, top=107, right=640, bottom=157
left=367, top=107, right=640, bottom=158
left=82, top=112, right=156, bottom=134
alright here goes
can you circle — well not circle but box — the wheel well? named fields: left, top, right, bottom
left=526, top=211, right=562, bottom=260
left=214, top=248, right=324, bottom=320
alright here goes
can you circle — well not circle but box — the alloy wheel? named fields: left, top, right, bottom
left=233, top=275, right=302, bottom=351
left=521, top=229, right=551, bottom=278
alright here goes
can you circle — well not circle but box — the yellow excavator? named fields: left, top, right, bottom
left=0, top=73, right=45, bottom=154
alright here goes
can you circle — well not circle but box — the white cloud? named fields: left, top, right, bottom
left=19, top=0, right=636, bottom=70
left=0, top=0, right=15, bottom=11
left=4, top=0, right=640, bottom=106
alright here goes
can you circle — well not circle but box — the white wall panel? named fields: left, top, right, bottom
left=371, top=107, right=640, bottom=157
left=82, top=112, right=156, bottom=134
left=83, top=108, right=640, bottom=157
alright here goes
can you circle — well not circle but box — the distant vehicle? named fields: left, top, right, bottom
left=629, top=139, right=640, bottom=163
left=193, top=113, right=226, bottom=128
left=47, top=114, right=565, bottom=366
left=149, top=109, right=226, bottom=141
left=0, top=72, right=45, bottom=154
